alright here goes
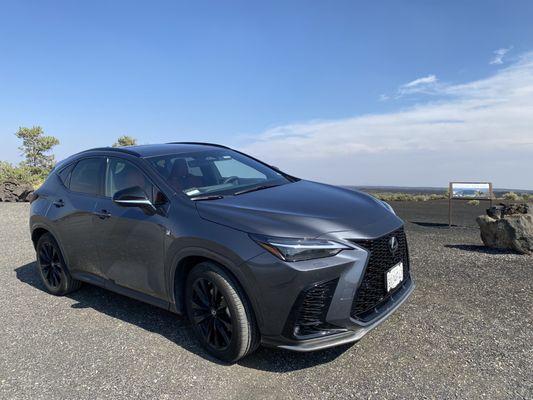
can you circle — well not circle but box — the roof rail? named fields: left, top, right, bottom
left=81, top=147, right=141, bottom=157
left=166, top=142, right=231, bottom=149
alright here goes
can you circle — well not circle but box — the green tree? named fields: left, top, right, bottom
left=113, top=135, right=137, bottom=147
left=15, top=126, right=59, bottom=180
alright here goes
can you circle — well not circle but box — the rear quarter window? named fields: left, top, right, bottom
left=57, top=164, right=74, bottom=188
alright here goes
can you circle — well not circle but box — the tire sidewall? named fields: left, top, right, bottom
left=36, top=234, right=70, bottom=295
left=185, top=262, right=251, bottom=362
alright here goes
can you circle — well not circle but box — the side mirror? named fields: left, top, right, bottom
left=113, top=186, right=156, bottom=213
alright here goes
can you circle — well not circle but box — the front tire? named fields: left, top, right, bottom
left=185, top=262, right=259, bottom=362
left=36, top=233, right=81, bottom=295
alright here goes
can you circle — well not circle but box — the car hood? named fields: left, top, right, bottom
left=195, top=180, right=403, bottom=238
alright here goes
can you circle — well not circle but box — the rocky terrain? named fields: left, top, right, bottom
left=0, top=181, right=34, bottom=202
left=0, top=201, right=531, bottom=399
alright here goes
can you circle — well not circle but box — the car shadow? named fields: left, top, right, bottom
left=14, top=261, right=349, bottom=371
left=444, top=244, right=518, bottom=255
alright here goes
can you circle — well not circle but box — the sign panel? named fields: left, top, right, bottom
left=450, top=182, right=492, bottom=199
left=448, top=181, right=493, bottom=227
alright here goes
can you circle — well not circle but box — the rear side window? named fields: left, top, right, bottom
left=57, top=164, right=74, bottom=187
left=70, top=158, right=105, bottom=195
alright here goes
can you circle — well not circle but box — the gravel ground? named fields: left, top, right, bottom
left=0, top=201, right=532, bottom=399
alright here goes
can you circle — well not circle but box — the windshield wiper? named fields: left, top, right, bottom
left=234, top=184, right=281, bottom=196
left=190, top=195, right=225, bottom=201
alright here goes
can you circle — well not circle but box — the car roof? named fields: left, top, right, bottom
left=84, top=142, right=232, bottom=158
left=53, top=142, right=233, bottom=171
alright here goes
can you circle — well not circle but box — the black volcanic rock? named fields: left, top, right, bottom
left=0, top=181, right=34, bottom=202
left=477, top=203, right=533, bottom=254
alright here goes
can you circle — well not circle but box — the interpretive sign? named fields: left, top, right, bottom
left=450, top=182, right=492, bottom=199
left=448, top=182, right=494, bottom=226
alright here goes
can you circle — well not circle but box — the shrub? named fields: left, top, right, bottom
left=467, top=199, right=480, bottom=206
left=370, top=192, right=446, bottom=202
left=0, top=161, right=45, bottom=188
left=502, top=192, right=521, bottom=201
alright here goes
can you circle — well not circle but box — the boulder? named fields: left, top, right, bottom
left=0, top=181, right=35, bottom=202
left=486, top=203, right=531, bottom=219
left=477, top=212, right=533, bottom=254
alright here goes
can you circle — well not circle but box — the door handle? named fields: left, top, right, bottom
left=94, top=209, right=112, bottom=219
left=53, top=199, right=64, bottom=208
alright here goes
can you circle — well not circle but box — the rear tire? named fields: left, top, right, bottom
left=185, top=261, right=259, bottom=362
left=36, top=233, right=81, bottom=295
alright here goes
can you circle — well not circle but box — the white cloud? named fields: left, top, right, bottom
left=402, top=74, right=438, bottom=88
left=239, top=52, right=533, bottom=189
left=394, top=74, right=439, bottom=97
left=489, top=47, right=512, bottom=65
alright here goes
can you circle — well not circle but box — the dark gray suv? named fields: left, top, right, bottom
left=30, top=142, right=414, bottom=362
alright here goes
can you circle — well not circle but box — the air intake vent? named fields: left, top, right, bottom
left=284, top=278, right=341, bottom=338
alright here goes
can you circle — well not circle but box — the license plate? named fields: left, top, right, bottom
left=386, top=262, right=404, bottom=292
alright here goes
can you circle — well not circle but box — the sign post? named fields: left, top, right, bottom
left=448, top=182, right=494, bottom=227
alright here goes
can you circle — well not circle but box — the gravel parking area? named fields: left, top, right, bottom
left=0, top=201, right=532, bottom=399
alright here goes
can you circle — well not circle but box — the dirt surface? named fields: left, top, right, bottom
left=0, top=201, right=532, bottom=399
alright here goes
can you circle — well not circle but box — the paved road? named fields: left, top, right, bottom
left=0, top=202, right=531, bottom=399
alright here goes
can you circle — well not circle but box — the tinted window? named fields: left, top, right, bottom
left=57, top=164, right=74, bottom=187
left=105, top=158, right=166, bottom=204
left=147, top=149, right=290, bottom=198
left=70, top=158, right=105, bottom=195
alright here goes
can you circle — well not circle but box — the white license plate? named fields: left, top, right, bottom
left=386, top=262, right=404, bottom=292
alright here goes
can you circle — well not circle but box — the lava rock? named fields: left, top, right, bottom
left=486, top=203, right=531, bottom=219
left=476, top=213, right=533, bottom=254
left=0, top=181, right=34, bottom=202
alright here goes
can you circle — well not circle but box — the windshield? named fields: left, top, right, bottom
left=146, top=149, right=292, bottom=198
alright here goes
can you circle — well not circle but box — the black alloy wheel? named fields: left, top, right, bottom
left=39, top=241, right=63, bottom=289
left=36, top=233, right=81, bottom=295
left=185, top=262, right=259, bottom=362
left=191, top=278, right=233, bottom=350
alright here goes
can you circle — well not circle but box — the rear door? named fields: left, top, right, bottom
left=51, top=157, right=106, bottom=278
left=94, top=157, right=168, bottom=300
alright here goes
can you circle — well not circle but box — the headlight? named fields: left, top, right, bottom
left=249, top=234, right=351, bottom=262
left=381, top=200, right=396, bottom=215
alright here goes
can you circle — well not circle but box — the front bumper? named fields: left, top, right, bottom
left=241, top=225, right=414, bottom=351
left=262, top=278, right=414, bottom=351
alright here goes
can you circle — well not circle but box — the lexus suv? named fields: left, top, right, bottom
left=30, top=142, right=414, bottom=362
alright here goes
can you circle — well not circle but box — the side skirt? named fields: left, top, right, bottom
left=72, top=272, right=174, bottom=312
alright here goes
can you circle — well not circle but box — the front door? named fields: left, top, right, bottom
left=94, top=157, right=168, bottom=300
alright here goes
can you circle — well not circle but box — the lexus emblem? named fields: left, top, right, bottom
left=389, top=236, right=399, bottom=254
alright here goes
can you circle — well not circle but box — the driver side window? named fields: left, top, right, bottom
left=105, top=158, right=165, bottom=204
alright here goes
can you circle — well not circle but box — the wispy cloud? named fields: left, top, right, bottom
left=387, top=74, right=440, bottom=99
left=240, top=52, right=533, bottom=188
left=402, top=74, right=438, bottom=88
left=489, top=47, right=512, bottom=65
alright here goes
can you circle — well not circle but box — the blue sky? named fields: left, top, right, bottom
left=1, top=1, right=533, bottom=188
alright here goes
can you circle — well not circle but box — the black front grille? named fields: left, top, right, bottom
left=284, top=278, right=340, bottom=338
left=349, top=227, right=410, bottom=321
